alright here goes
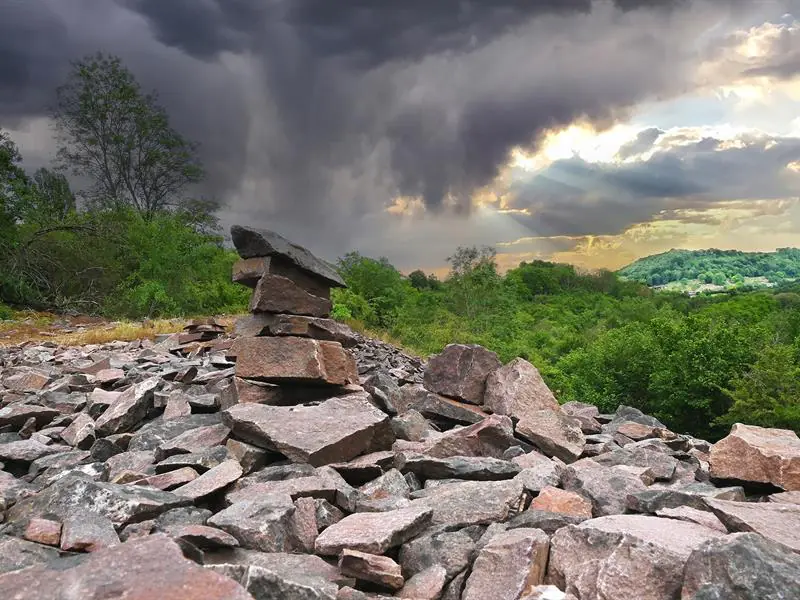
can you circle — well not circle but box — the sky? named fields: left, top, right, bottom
left=2, top=0, right=800, bottom=274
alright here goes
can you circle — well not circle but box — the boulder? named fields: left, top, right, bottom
left=314, top=505, right=433, bottom=555
left=396, top=566, right=448, bottom=599
left=60, top=511, right=120, bottom=551
left=411, top=479, right=525, bottom=527
left=654, top=506, right=727, bottom=533
left=704, top=498, right=800, bottom=553
left=223, top=392, right=393, bottom=466
left=230, top=224, right=345, bottom=288
left=399, top=526, right=482, bottom=579
left=235, top=313, right=358, bottom=346
left=423, top=344, right=501, bottom=405
left=230, top=337, right=357, bottom=385
left=94, top=377, right=160, bottom=437
left=0, top=405, right=59, bottom=429
left=172, top=460, right=243, bottom=501
left=462, top=528, right=550, bottom=600
left=249, top=273, right=332, bottom=317
left=507, top=509, right=588, bottom=536
left=0, top=535, right=60, bottom=575
left=548, top=515, right=724, bottom=600
left=0, top=535, right=254, bottom=600
left=709, top=423, right=800, bottom=491
left=681, top=533, right=800, bottom=600
left=394, top=414, right=517, bottom=459
left=483, top=358, right=560, bottom=421
left=60, top=413, right=96, bottom=449
left=516, top=410, right=585, bottom=463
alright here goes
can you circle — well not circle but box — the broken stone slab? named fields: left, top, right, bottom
left=314, top=504, right=433, bottom=555
left=135, top=467, right=199, bottom=491
left=0, top=405, right=59, bottom=429
left=483, top=357, right=560, bottom=421
left=7, top=474, right=188, bottom=528
left=399, top=525, right=482, bottom=580
left=339, top=549, right=405, bottom=590
left=591, top=446, right=678, bottom=481
left=0, top=535, right=61, bottom=575
left=709, top=423, right=800, bottom=491
left=128, top=413, right=223, bottom=452
left=530, top=486, right=593, bottom=518
left=94, top=376, right=160, bottom=437
left=516, top=410, right=585, bottom=463
left=230, top=224, right=346, bottom=288
left=625, top=483, right=745, bottom=514
left=290, top=496, right=318, bottom=553
left=230, top=336, right=358, bottom=385
left=154, top=423, right=230, bottom=461
left=391, top=409, right=436, bottom=442
left=172, top=459, right=243, bottom=501
left=562, top=459, right=647, bottom=517
left=359, top=468, right=411, bottom=501
left=249, top=273, right=332, bottom=317
left=0, top=439, right=70, bottom=463
left=548, top=515, right=724, bottom=600
left=223, top=392, right=393, bottom=466
left=0, top=534, right=254, bottom=600
left=462, top=528, right=550, bottom=600
left=60, top=511, right=120, bottom=552
left=769, top=490, right=800, bottom=505
left=602, top=405, right=667, bottom=434
left=513, top=456, right=564, bottom=494
left=411, top=479, right=525, bottom=527
left=399, top=384, right=487, bottom=425
left=226, top=473, right=338, bottom=506
left=59, top=413, right=95, bottom=449
left=204, top=549, right=342, bottom=600
left=236, top=313, right=358, bottom=347
left=225, top=439, right=272, bottom=475
left=2, top=371, right=50, bottom=392
left=155, top=446, right=231, bottom=473
left=394, top=414, right=517, bottom=460
left=207, top=494, right=297, bottom=552
left=423, top=344, right=501, bottom=405
left=681, top=532, right=800, bottom=600
left=654, top=506, right=727, bottom=533
left=396, top=453, right=521, bottom=481
left=704, top=498, right=800, bottom=553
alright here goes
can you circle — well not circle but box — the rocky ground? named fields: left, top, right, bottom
left=0, top=331, right=797, bottom=599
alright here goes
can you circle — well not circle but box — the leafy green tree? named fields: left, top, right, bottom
left=54, top=53, right=204, bottom=218
left=24, top=168, right=77, bottom=225
left=718, top=344, right=800, bottom=432
left=711, top=272, right=726, bottom=286
left=336, top=252, right=411, bottom=328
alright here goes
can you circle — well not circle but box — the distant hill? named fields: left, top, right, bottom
left=618, top=248, right=800, bottom=292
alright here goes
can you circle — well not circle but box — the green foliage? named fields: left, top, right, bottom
left=718, top=344, right=800, bottom=432
left=620, top=248, right=800, bottom=287
left=54, top=53, right=203, bottom=217
left=333, top=247, right=800, bottom=439
left=0, top=303, right=13, bottom=320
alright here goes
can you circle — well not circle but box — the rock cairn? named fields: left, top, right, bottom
left=0, top=228, right=798, bottom=600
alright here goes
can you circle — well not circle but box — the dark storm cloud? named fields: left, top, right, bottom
left=505, top=134, right=800, bottom=237
left=0, top=0, right=790, bottom=261
left=616, top=127, right=664, bottom=159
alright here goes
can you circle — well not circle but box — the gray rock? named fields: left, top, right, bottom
left=591, top=446, right=678, bottom=481
left=507, top=509, right=588, bottom=535
left=208, top=494, right=297, bottom=552
left=128, top=413, right=222, bottom=452
left=94, top=376, right=160, bottom=436
left=0, top=535, right=61, bottom=575
left=397, top=453, right=520, bottom=481
left=682, top=532, right=800, bottom=599
left=562, top=459, right=647, bottom=516
left=411, top=479, right=525, bottom=527
left=626, top=483, right=745, bottom=514
left=516, top=410, right=585, bottom=463
left=399, top=525, right=482, bottom=579
left=704, top=498, right=800, bottom=553
left=60, top=511, right=120, bottom=551
left=230, top=224, right=346, bottom=288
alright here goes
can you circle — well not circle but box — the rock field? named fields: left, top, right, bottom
left=0, top=226, right=798, bottom=600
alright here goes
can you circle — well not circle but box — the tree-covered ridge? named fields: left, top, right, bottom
left=618, top=247, right=800, bottom=288
left=332, top=252, right=800, bottom=440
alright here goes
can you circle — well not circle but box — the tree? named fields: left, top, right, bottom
left=54, top=54, right=203, bottom=218
left=25, top=168, right=76, bottom=225
left=0, top=130, right=31, bottom=230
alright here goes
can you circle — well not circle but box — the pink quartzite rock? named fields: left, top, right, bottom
left=530, top=486, right=593, bottom=518
left=396, top=566, right=448, bottom=599
left=516, top=410, right=585, bottom=463
left=94, top=377, right=160, bottom=437
left=223, top=392, right=393, bottom=466
left=172, top=460, right=243, bottom=501
left=483, top=358, right=560, bottom=421
left=462, top=528, right=550, bottom=600
left=0, top=405, right=59, bottom=428
left=314, top=505, right=433, bottom=555
left=0, top=534, right=254, bottom=600
left=60, top=512, right=120, bottom=552
left=23, top=518, right=61, bottom=546
left=60, top=413, right=96, bottom=449
left=709, top=423, right=800, bottom=491
left=230, top=337, right=357, bottom=386
left=394, top=414, right=517, bottom=460
left=338, top=549, right=405, bottom=590
left=548, top=514, right=724, bottom=600
left=423, top=344, right=501, bottom=405
left=249, top=273, right=332, bottom=317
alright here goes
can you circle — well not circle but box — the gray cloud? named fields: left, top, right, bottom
left=0, top=0, right=794, bottom=265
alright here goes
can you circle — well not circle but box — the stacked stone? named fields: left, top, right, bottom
left=225, top=225, right=361, bottom=406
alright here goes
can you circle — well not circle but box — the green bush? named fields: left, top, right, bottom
left=0, top=303, right=13, bottom=320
